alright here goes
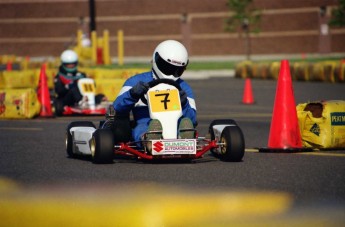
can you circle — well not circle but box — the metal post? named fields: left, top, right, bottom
left=89, top=0, right=96, bottom=32
left=118, top=30, right=124, bottom=66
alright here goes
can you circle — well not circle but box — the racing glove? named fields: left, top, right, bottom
left=179, top=89, right=188, bottom=106
left=129, top=81, right=150, bottom=100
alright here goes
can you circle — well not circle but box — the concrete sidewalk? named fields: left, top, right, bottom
left=183, top=69, right=235, bottom=80
left=116, top=52, right=345, bottom=64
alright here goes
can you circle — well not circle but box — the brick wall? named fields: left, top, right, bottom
left=0, top=0, right=343, bottom=58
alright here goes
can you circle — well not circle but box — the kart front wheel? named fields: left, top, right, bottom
left=219, top=126, right=245, bottom=162
left=91, top=129, right=114, bottom=164
left=208, top=119, right=237, bottom=156
left=66, top=121, right=96, bottom=158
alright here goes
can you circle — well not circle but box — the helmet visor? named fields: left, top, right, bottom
left=62, top=62, right=78, bottom=72
left=155, top=52, right=186, bottom=78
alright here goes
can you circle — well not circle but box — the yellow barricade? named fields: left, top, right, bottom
left=95, top=78, right=126, bottom=101
left=0, top=71, right=4, bottom=89
left=79, top=67, right=96, bottom=79
left=268, top=61, right=281, bottom=80
left=297, top=100, right=345, bottom=149
left=93, top=68, right=148, bottom=80
left=0, top=88, right=41, bottom=119
left=94, top=69, right=127, bottom=80
left=235, top=61, right=252, bottom=78
left=2, top=70, right=39, bottom=88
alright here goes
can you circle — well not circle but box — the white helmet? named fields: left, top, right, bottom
left=152, top=40, right=188, bottom=81
left=61, top=50, right=78, bottom=64
left=60, top=50, right=78, bottom=72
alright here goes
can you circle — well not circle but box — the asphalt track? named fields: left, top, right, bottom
left=1, top=75, right=345, bottom=226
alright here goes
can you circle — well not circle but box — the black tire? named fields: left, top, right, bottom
left=208, top=119, right=237, bottom=156
left=95, top=94, right=106, bottom=104
left=219, top=126, right=245, bottom=162
left=91, top=129, right=114, bottom=164
left=54, top=99, right=65, bottom=116
left=208, top=119, right=237, bottom=138
left=66, top=121, right=96, bottom=158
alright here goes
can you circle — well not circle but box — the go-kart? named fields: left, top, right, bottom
left=55, top=78, right=110, bottom=116
left=65, top=79, right=245, bottom=163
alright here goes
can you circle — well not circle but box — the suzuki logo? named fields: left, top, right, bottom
left=153, top=141, right=163, bottom=152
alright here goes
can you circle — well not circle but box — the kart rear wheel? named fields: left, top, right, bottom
left=91, top=129, right=114, bottom=164
left=219, top=126, right=245, bottom=162
left=208, top=119, right=237, bottom=156
left=66, top=121, right=96, bottom=158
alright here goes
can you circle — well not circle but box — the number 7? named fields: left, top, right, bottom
left=155, top=93, right=170, bottom=109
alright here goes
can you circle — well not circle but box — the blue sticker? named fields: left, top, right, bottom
left=331, top=112, right=345, bottom=126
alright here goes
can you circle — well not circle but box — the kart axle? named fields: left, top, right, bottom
left=116, top=140, right=219, bottom=160
left=195, top=140, right=218, bottom=158
left=118, top=143, right=153, bottom=160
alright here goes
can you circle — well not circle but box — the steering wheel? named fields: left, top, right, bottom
left=140, top=79, right=181, bottom=105
left=148, top=78, right=181, bottom=90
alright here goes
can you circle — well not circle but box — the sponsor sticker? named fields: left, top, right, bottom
left=151, top=139, right=197, bottom=155
left=331, top=112, right=345, bottom=126
left=310, top=123, right=320, bottom=136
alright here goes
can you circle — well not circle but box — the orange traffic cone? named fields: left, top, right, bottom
left=259, top=60, right=311, bottom=153
left=37, top=63, right=53, bottom=117
left=242, top=78, right=255, bottom=104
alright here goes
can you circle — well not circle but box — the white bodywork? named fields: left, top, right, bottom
left=70, top=126, right=96, bottom=155
left=145, top=83, right=197, bottom=155
left=212, top=124, right=236, bottom=141
left=212, top=124, right=236, bottom=154
left=147, top=83, right=182, bottom=139
left=77, top=78, right=96, bottom=109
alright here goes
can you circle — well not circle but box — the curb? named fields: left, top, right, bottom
left=183, top=69, right=235, bottom=80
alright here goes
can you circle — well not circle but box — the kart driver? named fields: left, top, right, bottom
left=113, top=40, right=197, bottom=142
left=54, top=50, right=87, bottom=107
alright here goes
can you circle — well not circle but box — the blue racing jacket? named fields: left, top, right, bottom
left=113, top=71, right=197, bottom=141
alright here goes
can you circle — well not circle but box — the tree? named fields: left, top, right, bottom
left=329, top=0, right=345, bottom=27
left=225, top=0, right=261, bottom=60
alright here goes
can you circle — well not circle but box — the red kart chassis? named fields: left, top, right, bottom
left=67, top=119, right=245, bottom=163
left=113, top=139, right=219, bottom=160
left=63, top=106, right=107, bottom=115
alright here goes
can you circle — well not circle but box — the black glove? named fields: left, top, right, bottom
left=179, top=89, right=188, bottom=106
left=129, top=81, right=149, bottom=100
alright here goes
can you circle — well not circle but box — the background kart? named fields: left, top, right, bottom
left=54, top=78, right=111, bottom=116
left=65, top=79, right=245, bottom=163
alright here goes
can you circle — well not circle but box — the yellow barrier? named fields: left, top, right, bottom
left=0, top=71, right=4, bottom=89
left=297, top=100, right=345, bottom=149
left=79, top=67, right=96, bottom=79
left=93, top=68, right=148, bottom=80
left=334, top=62, right=345, bottom=82
left=2, top=70, right=38, bottom=88
left=95, top=78, right=126, bottom=101
left=0, top=55, right=16, bottom=64
left=0, top=88, right=41, bottom=119
left=235, top=60, right=344, bottom=83
left=234, top=61, right=252, bottom=78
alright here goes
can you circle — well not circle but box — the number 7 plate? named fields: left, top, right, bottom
left=148, top=89, right=181, bottom=113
